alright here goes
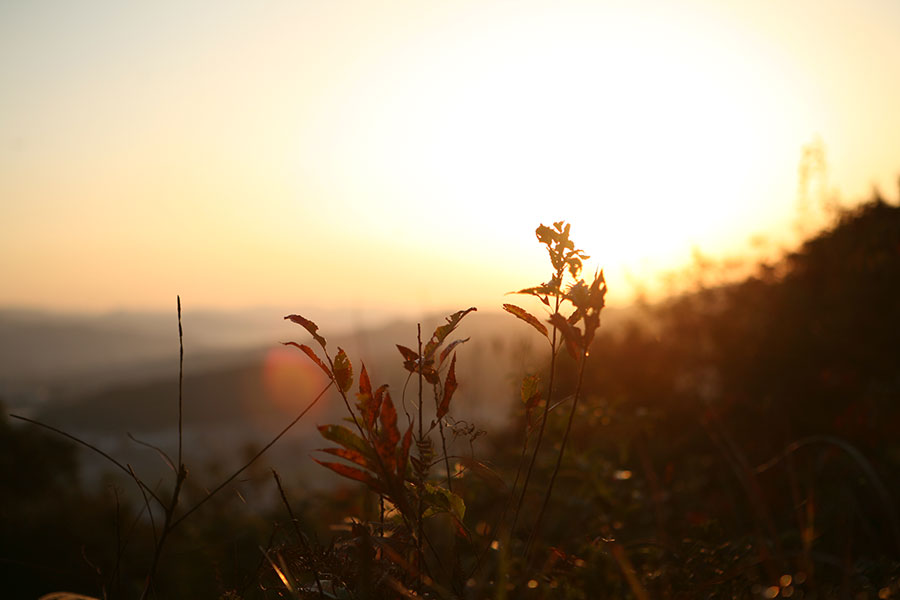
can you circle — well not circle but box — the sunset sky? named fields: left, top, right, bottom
left=2, top=0, right=899, bottom=317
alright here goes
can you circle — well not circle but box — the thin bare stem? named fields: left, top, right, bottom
left=322, top=347, right=367, bottom=439
left=273, top=469, right=325, bottom=598
left=435, top=386, right=453, bottom=493
left=129, top=464, right=159, bottom=544
left=526, top=346, right=588, bottom=561
left=171, top=381, right=333, bottom=530
left=511, top=290, right=562, bottom=534
left=416, top=323, right=424, bottom=592
left=127, top=432, right=175, bottom=473
left=9, top=414, right=164, bottom=507
left=139, top=465, right=186, bottom=600
left=177, top=296, right=184, bottom=471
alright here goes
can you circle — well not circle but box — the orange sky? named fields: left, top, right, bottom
left=2, top=0, right=899, bottom=317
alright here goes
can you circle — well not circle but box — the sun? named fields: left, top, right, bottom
left=309, top=5, right=793, bottom=303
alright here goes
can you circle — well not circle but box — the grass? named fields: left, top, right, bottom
left=6, top=204, right=900, bottom=598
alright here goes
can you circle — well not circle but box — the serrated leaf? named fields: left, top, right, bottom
left=502, top=304, right=549, bottom=338
left=513, top=283, right=559, bottom=304
left=333, top=347, right=353, bottom=393
left=313, top=458, right=384, bottom=493
left=284, top=314, right=327, bottom=348
left=282, top=342, right=332, bottom=378
left=437, top=354, right=458, bottom=420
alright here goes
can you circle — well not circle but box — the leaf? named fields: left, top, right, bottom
left=512, top=282, right=559, bottom=305
left=284, top=314, right=327, bottom=348
left=422, top=482, right=466, bottom=521
left=590, top=269, right=607, bottom=310
left=319, top=446, right=373, bottom=470
left=356, top=364, right=377, bottom=431
left=439, top=337, right=470, bottom=367
left=423, top=307, right=476, bottom=360
left=535, top=223, right=556, bottom=245
left=282, top=342, right=332, bottom=378
left=396, top=344, right=419, bottom=363
left=333, top=347, right=353, bottom=393
left=358, top=363, right=372, bottom=398
left=372, top=384, right=388, bottom=431
left=521, top=372, right=542, bottom=408
left=565, top=280, right=591, bottom=310
left=376, top=390, right=400, bottom=472
left=422, top=365, right=440, bottom=385
left=503, top=304, right=549, bottom=338
left=396, top=344, right=424, bottom=375
left=318, top=425, right=374, bottom=461
left=313, top=458, right=384, bottom=493
left=521, top=374, right=542, bottom=429
left=437, top=354, right=458, bottom=420
left=548, top=312, right=583, bottom=359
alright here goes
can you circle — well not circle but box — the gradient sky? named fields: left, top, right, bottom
left=2, top=0, right=899, bottom=316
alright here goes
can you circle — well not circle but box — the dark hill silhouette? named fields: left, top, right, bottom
left=509, top=195, right=900, bottom=591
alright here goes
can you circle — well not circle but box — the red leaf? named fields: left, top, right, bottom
left=319, top=447, right=372, bottom=470
left=437, top=354, right=458, bottom=420
left=372, top=385, right=387, bottom=429
left=397, top=344, right=424, bottom=375
left=356, top=364, right=376, bottom=431
left=396, top=345, right=419, bottom=362
left=377, top=390, right=400, bottom=469
left=284, top=314, right=327, bottom=348
left=317, top=424, right=373, bottom=459
left=423, top=365, right=440, bottom=385
left=333, top=347, right=353, bottom=393
left=358, top=363, right=372, bottom=397
left=312, top=458, right=384, bottom=493
left=282, top=342, right=332, bottom=378
left=502, top=304, right=549, bottom=338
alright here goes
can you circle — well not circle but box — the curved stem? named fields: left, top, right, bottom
left=171, top=381, right=332, bottom=530
left=525, top=347, right=588, bottom=561
left=510, top=290, right=562, bottom=535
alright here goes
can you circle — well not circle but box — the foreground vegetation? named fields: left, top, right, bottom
left=4, top=197, right=900, bottom=598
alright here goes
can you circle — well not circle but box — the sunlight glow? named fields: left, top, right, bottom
left=262, top=347, right=328, bottom=415
left=1, top=0, right=899, bottom=312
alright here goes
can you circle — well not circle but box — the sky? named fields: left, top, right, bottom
left=2, top=0, right=899, bottom=318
